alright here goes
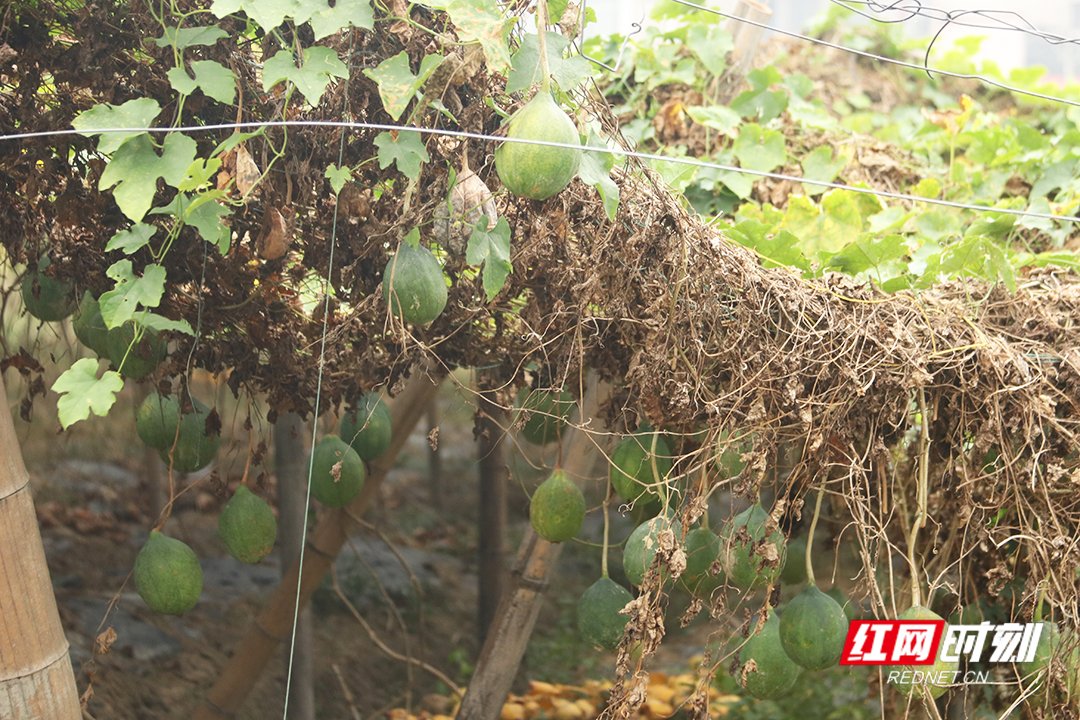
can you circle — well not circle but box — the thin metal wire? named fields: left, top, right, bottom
left=831, top=0, right=1080, bottom=46
left=667, top=0, right=1080, bottom=108
left=11, top=120, right=1078, bottom=224
left=280, top=32, right=355, bottom=720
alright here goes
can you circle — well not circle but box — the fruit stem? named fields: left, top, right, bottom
left=805, top=486, right=824, bottom=586
left=909, top=387, right=931, bottom=609
left=601, top=489, right=611, bottom=579
left=536, top=0, right=552, bottom=94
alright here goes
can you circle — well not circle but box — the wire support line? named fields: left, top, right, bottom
left=667, top=0, right=1080, bottom=109
left=831, top=0, right=1080, bottom=46
left=9, top=119, right=1080, bottom=224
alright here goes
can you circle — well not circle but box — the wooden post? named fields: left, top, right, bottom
left=715, top=0, right=774, bottom=104
left=476, top=381, right=507, bottom=641
left=275, top=412, right=315, bottom=720
left=0, top=372, right=82, bottom=720
left=455, top=374, right=610, bottom=720
left=191, top=370, right=442, bottom=720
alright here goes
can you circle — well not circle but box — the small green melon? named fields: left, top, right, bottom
left=681, top=526, right=722, bottom=596
left=22, top=256, right=76, bottom=322
left=340, top=393, right=392, bottom=460
left=107, top=321, right=166, bottom=379
left=133, top=530, right=203, bottom=615
left=382, top=242, right=447, bottom=325
left=779, top=535, right=808, bottom=585
left=517, top=388, right=574, bottom=445
left=310, top=434, right=365, bottom=507
left=218, top=485, right=277, bottom=564
left=736, top=613, right=802, bottom=700
left=722, top=503, right=786, bottom=590
left=578, top=577, right=633, bottom=651
left=885, top=606, right=958, bottom=699
left=73, top=291, right=110, bottom=357
left=494, top=92, right=581, bottom=201
left=779, top=585, right=849, bottom=670
left=136, top=392, right=181, bottom=450
left=714, top=430, right=751, bottom=479
left=623, top=514, right=682, bottom=587
left=610, top=433, right=673, bottom=507
left=156, top=395, right=220, bottom=473
left=529, top=470, right=585, bottom=543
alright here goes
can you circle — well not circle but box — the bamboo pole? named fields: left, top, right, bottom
left=191, top=370, right=442, bottom=720
left=0, top=372, right=82, bottom=720
left=455, top=374, right=610, bottom=720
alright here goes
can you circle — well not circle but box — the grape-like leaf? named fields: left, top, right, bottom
left=98, top=133, right=197, bottom=222
left=71, top=98, right=161, bottom=154
left=577, top=132, right=619, bottom=221
left=800, top=145, right=845, bottom=196
left=140, top=312, right=194, bottom=335
left=106, top=224, right=158, bottom=255
left=53, top=360, right=125, bottom=429
left=167, top=60, right=237, bottom=104
left=154, top=26, right=228, bottom=50
left=303, top=0, right=374, bottom=39
left=466, top=216, right=512, bottom=301
left=211, top=0, right=300, bottom=32
left=98, top=261, right=168, bottom=328
left=733, top=123, right=786, bottom=173
left=445, top=0, right=517, bottom=74
left=727, top=219, right=810, bottom=272
left=506, top=33, right=592, bottom=93
left=325, top=164, right=351, bottom=193
left=374, top=130, right=429, bottom=181
left=263, top=46, right=347, bottom=105
left=363, top=52, right=443, bottom=121
left=684, top=23, right=732, bottom=76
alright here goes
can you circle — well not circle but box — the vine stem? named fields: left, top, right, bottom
left=805, top=486, right=825, bottom=586
left=601, top=490, right=611, bottom=578
left=536, top=0, right=552, bottom=94
left=909, top=387, right=931, bottom=609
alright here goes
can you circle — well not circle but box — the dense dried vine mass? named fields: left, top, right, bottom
left=2, top=0, right=1080, bottom=715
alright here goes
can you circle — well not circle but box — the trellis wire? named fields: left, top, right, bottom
left=5, top=120, right=1077, bottom=225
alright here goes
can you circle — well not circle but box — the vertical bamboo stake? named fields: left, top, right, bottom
left=0, top=372, right=82, bottom=720
left=275, top=412, right=315, bottom=720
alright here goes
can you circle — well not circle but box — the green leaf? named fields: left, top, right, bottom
left=167, top=60, right=237, bottom=103
left=867, top=206, right=911, bottom=233
left=446, top=0, right=517, bottom=74
left=826, top=233, right=907, bottom=278
left=99, top=261, right=168, bottom=328
left=733, top=123, right=786, bottom=172
left=211, top=0, right=300, bottom=32
left=154, top=192, right=231, bottom=252
left=800, top=145, right=845, bottom=196
left=98, top=133, right=198, bottom=222
left=140, top=312, right=194, bottom=335
left=71, top=98, right=161, bottom=154
left=727, top=220, right=809, bottom=272
left=325, top=164, right=352, bottom=193
left=651, top=158, right=697, bottom=193
left=263, top=46, right=348, bottom=105
left=363, top=51, right=443, bottom=121
left=178, top=157, right=223, bottom=192
left=577, top=133, right=619, bottom=221
left=686, top=105, right=740, bottom=136
left=106, top=224, right=158, bottom=255
left=374, top=130, right=429, bottom=181
left=154, top=26, right=228, bottom=50
left=964, top=213, right=1016, bottom=240
left=52, top=359, right=125, bottom=429
left=684, top=23, right=732, bottom=76
left=466, top=216, right=512, bottom=301
left=304, top=0, right=374, bottom=39
left=402, top=227, right=421, bottom=249
left=213, top=130, right=265, bottom=156
left=913, top=211, right=961, bottom=242
left=1030, top=159, right=1076, bottom=200
left=730, top=86, right=787, bottom=123
left=506, top=33, right=592, bottom=93
left=782, top=73, right=814, bottom=99
left=780, top=191, right=877, bottom=258
left=787, top=101, right=837, bottom=130
left=719, top=170, right=754, bottom=199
